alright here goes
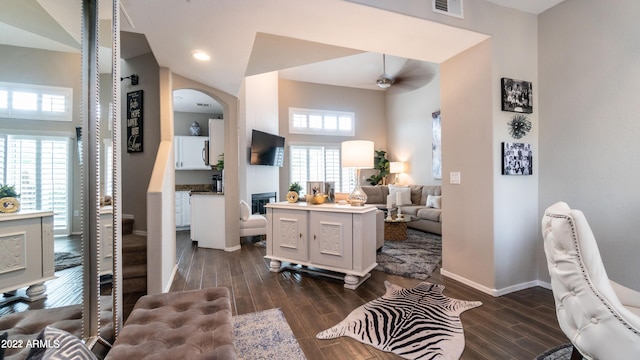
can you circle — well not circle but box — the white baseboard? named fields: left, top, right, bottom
left=440, top=268, right=550, bottom=297
left=122, top=213, right=134, bottom=219
left=164, top=264, right=178, bottom=293
left=225, top=245, right=241, bottom=252
left=132, top=229, right=147, bottom=236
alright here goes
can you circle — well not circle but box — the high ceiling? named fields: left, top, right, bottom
left=1, top=0, right=565, bottom=113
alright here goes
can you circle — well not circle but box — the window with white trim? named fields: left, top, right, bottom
left=0, top=134, right=72, bottom=234
left=289, top=144, right=356, bottom=195
left=289, top=108, right=354, bottom=136
left=0, top=82, right=73, bottom=121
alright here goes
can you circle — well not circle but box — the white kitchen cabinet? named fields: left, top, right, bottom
left=100, top=207, right=113, bottom=276
left=190, top=193, right=225, bottom=249
left=175, top=136, right=209, bottom=170
left=265, top=202, right=377, bottom=290
left=175, top=191, right=191, bottom=228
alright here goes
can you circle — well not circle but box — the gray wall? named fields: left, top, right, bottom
left=121, top=52, right=161, bottom=233
left=385, top=61, right=441, bottom=185
left=278, top=79, right=387, bottom=196
left=0, top=45, right=82, bottom=234
left=539, top=0, right=640, bottom=290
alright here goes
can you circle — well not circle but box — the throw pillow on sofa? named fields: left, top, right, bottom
left=388, top=185, right=411, bottom=206
left=426, top=195, right=442, bottom=209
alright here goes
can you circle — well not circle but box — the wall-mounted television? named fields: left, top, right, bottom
left=250, top=129, right=285, bottom=167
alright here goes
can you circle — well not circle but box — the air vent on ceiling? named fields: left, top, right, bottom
left=196, top=103, right=211, bottom=108
left=433, top=0, right=464, bottom=19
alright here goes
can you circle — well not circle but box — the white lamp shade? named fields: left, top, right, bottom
left=341, top=140, right=374, bottom=168
left=389, top=161, right=405, bottom=174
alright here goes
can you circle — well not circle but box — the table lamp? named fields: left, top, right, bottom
left=341, top=140, right=374, bottom=206
left=389, top=161, right=406, bottom=184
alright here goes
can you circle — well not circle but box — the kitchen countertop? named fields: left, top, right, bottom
left=190, top=191, right=224, bottom=196
left=176, top=184, right=211, bottom=192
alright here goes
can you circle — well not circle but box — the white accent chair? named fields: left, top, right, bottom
left=239, top=200, right=266, bottom=240
left=541, top=202, right=640, bottom=360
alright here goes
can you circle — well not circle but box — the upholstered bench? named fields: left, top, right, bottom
left=0, top=297, right=113, bottom=360
left=105, top=287, right=236, bottom=360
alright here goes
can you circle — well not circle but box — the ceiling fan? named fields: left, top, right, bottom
left=376, top=54, right=394, bottom=89
left=375, top=54, right=435, bottom=91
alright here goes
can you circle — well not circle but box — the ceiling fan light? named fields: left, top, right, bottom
left=376, top=76, right=392, bottom=89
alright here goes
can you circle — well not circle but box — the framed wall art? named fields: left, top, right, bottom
left=501, top=77, right=533, bottom=114
left=127, top=90, right=143, bottom=153
left=432, top=110, right=442, bottom=180
left=501, top=142, right=532, bottom=175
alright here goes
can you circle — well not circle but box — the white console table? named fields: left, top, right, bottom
left=265, top=202, right=377, bottom=290
left=0, top=211, right=55, bottom=303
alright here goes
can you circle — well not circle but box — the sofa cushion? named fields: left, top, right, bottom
left=399, top=205, right=422, bottom=216
left=420, top=185, right=442, bottom=205
left=426, top=195, right=442, bottom=209
left=408, top=185, right=423, bottom=205
left=389, top=185, right=411, bottom=205
left=417, top=208, right=441, bottom=222
left=361, top=186, right=387, bottom=204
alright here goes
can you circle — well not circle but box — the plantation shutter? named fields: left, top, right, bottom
left=2, top=135, right=70, bottom=234
left=289, top=144, right=355, bottom=195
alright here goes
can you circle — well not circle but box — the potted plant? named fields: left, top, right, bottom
left=216, top=153, right=224, bottom=171
left=286, top=182, right=302, bottom=203
left=0, top=184, right=20, bottom=213
left=367, top=150, right=390, bottom=185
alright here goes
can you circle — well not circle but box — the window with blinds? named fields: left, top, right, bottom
left=0, top=82, right=73, bottom=121
left=289, top=144, right=356, bottom=195
left=289, top=108, right=355, bottom=136
left=0, top=134, right=71, bottom=234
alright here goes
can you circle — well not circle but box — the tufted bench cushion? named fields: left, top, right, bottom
left=0, top=297, right=113, bottom=360
left=105, top=287, right=236, bottom=360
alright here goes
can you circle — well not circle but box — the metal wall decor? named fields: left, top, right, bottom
left=507, top=114, right=531, bottom=139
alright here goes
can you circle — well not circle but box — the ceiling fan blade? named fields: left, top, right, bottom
left=390, top=59, right=436, bottom=91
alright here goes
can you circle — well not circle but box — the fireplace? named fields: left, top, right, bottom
left=251, top=192, right=277, bottom=214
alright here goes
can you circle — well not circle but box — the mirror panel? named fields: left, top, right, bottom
left=0, top=0, right=121, bottom=353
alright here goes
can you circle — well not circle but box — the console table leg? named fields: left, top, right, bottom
left=25, top=283, right=47, bottom=302
left=269, top=259, right=282, bottom=272
left=344, top=273, right=371, bottom=290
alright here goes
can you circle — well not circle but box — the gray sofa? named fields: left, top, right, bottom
left=362, top=184, right=442, bottom=235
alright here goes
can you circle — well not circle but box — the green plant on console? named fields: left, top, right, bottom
left=0, top=184, right=19, bottom=198
left=367, top=150, right=390, bottom=185
left=288, top=182, right=302, bottom=194
left=216, top=153, right=224, bottom=171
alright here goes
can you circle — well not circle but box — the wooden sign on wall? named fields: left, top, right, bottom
left=127, top=90, right=143, bottom=153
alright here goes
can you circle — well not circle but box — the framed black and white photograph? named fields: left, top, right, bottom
left=501, top=78, right=533, bottom=113
left=502, top=142, right=532, bottom=175
left=432, top=110, right=442, bottom=180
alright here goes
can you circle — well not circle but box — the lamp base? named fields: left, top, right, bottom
left=348, top=185, right=368, bottom=206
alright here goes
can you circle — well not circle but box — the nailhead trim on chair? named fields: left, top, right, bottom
left=545, top=212, right=640, bottom=336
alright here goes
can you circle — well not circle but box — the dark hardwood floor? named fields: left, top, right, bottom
left=170, top=230, right=569, bottom=360
left=0, top=230, right=568, bottom=359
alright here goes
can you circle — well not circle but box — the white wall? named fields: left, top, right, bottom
left=385, top=62, right=441, bottom=185
left=538, top=0, right=640, bottom=290
left=243, top=72, right=281, bottom=203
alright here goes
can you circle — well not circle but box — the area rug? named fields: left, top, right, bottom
left=317, top=281, right=482, bottom=360
left=535, top=344, right=575, bottom=360
left=54, top=251, right=82, bottom=271
left=375, top=229, right=442, bottom=280
left=233, top=308, right=306, bottom=359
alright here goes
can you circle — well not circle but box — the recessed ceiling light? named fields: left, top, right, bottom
left=192, top=51, right=210, bottom=61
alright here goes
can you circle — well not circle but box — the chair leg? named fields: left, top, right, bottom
left=570, top=346, right=583, bottom=360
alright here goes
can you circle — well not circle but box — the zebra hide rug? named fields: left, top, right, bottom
left=316, top=281, right=482, bottom=360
